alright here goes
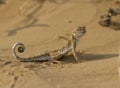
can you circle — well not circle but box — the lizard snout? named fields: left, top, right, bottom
left=82, top=29, right=86, bottom=33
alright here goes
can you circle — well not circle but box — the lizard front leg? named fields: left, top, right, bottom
left=56, top=35, right=71, bottom=44
left=72, top=48, right=79, bottom=63
left=47, top=50, right=63, bottom=65
left=72, top=37, right=80, bottom=63
left=57, top=35, right=80, bottom=63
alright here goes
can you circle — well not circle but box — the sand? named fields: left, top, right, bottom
left=0, top=0, right=120, bottom=88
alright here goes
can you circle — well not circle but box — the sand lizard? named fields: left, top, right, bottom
left=99, top=4, right=120, bottom=27
left=12, top=26, right=86, bottom=63
left=99, top=12, right=112, bottom=27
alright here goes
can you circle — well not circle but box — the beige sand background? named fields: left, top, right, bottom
left=0, top=0, right=120, bottom=88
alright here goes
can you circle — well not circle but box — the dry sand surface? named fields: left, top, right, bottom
left=0, top=0, right=120, bottom=88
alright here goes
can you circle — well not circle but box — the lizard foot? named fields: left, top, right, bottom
left=46, top=60, right=64, bottom=68
left=74, top=59, right=83, bottom=63
left=49, top=60, right=62, bottom=65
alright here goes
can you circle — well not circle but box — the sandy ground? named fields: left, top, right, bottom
left=0, top=0, right=120, bottom=88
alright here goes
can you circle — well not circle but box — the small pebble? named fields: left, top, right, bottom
left=68, top=20, right=72, bottom=23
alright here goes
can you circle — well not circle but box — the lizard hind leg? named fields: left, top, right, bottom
left=47, top=58, right=63, bottom=67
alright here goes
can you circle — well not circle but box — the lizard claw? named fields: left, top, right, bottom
left=50, top=60, right=62, bottom=65
left=74, top=59, right=83, bottom=63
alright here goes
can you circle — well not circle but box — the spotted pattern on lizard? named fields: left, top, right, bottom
left=99, top=3, right=120, bottom=27
left=12, top=26, right=86, bottom=63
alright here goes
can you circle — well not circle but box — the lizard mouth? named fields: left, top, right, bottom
left=82, top=30, right=86, bottom=33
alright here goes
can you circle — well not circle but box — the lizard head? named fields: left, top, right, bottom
left=99, top=13, right=112, bottom=26
left=72, top=26, right=86, bottom=39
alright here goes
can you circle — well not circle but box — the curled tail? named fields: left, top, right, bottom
left=12, top=42, right=51, bottom=62
left=12, top=42, right=25, bottom=61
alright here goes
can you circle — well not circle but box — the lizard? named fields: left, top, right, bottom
left=12, top=26, right=86, bottom=63
left=99, top=2, right=120, bottom=27
left=99, top=12, right=112, bottom=27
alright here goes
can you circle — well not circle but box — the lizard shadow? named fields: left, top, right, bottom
left=110, top=21, right=120, bottom=31
left=60, top=53, right=119, bottom=63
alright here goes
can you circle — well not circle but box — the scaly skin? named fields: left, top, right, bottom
left=99, top=12, right=112, bottom=27
left=99, top=5, right=120, bottom=27
left=12, top=26, right=86, bottom=63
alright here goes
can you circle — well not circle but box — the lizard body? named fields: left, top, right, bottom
left=12, top=26, right=86, bottom=63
